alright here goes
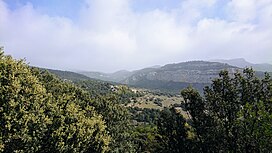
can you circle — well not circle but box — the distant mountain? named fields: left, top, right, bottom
left=121, top=61, right=240, bottom=93
left=109, top=70, right=134, bottom=82
left=124, top=61, right=239, bottom=83
left=210, top=58, right=272, bottom=72
left=77, top=60, right=271, bottom=93
left=148, top=65, right=161, bottom=69
left=78, top=71, right=111, bottom=81
left=79, top=70, right=134, bottom=82
left=79, top=61, right=241, bottom=93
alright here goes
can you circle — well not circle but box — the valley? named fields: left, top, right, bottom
left=47, top=59, right=272, bottom=112
left=78, top=60, right=272, bottom=93
left=1, top=49, right=271, bottom=152
left=1, top=0, right=272, bottom=152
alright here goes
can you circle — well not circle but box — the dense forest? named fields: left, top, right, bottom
left=0, top=48, right=271, bottom=152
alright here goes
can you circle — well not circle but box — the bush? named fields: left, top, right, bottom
left=0, top=50, right=110, bottom=152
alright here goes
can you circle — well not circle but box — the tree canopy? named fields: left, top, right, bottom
left=181, top=68, right=272, bottom=152
left=0, top=49, right=110, bottom=152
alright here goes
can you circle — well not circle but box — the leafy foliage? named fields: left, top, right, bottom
left=155, top=108, right=191, bottom=153
left=0, top=50, right=110, bottom=152
left=73, top=80, right=140, bottom=152
left=130, top=124, right=161, bottom=153
left=44, top=68, right=92, bottom=82
left=129, top=107, right=160, bottom=124
left=181, top=68, right=272, bottom=152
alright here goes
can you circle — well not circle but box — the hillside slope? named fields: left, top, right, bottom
left=124, top=61, right=238, bottom=84
left=78, top=61, right=241, bottom=93
left=39, top=68, right=92, bottom=81
left=121, top=61, right=239, bottom=93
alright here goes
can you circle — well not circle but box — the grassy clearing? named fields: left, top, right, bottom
left=128, top=88, right=189, bottom=118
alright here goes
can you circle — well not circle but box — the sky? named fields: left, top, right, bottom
left=0, top=0, right=272, bottom=72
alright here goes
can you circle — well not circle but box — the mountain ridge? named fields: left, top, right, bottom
left=37, top=59, right=270, bottom=94
left=210, top=58, right=272, bottom=72
left=78, top=60, right=243, bottom=93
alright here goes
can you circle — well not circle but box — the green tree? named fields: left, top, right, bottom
left=156, top=107, right=190, bottom=153
left=130, top=124, right=161, bottom=153
left=181, top=68, right=272, bottom=152
left=0, top=49, right=110, bottom=152
left=76, top=81, right=139, bottom=152
left=90, top=95, right=137, bottom=152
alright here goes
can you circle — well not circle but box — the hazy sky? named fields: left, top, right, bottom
left=1, top=0, right=272, bottom=72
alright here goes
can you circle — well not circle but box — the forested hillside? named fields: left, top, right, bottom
left=80, top=61, right=241, bottom=93
left=122, top=61, right=239, bottom=93
left=44, top=68, right=92, bottom=81
left=1, top=49, right=272, bottom=152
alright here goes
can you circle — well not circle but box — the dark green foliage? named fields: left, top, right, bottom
left=181, top=68, right=272, bottom=152
left=76, top=80, right=114, bottom=97
left=130, top=108, right=191, bottom=153
left=44, top=68, right=92, bottom=82
left=129, top=107, right=161, bottom=124
left=131, top=124, right=161, bottom=153
left=90, top=95, right=138, bottom=152
left=156, top=108, right=190, bottom=153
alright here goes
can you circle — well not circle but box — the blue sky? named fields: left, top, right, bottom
left=1, top=0, right=272, bottom=72
left=4, top=0, right=228, bottom=22
left=5, top=0, right=185, bottom=16
left=4, top=0, right=84, bottom=19
left=4, top=0, right=185, bottom=20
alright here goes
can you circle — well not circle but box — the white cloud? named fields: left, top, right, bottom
left=0, top=0, right=272, bottom=72
left=226, top=0, right=256, bottom=22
